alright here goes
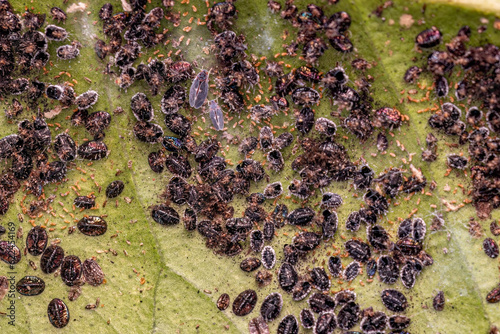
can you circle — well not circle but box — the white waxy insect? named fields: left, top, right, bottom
left=189, top=69, right=210, bottom=109
left=208, top=100, right=224, bottom=131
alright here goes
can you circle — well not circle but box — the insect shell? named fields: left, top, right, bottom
left=45, top=25, right=68, bottom=41
left=208, top=100, right=224, bottom=131
left=416, top=26, right=442, bottom=48
left=78, top=140, right=108, bottom=160
left=75, top=90, right=99, bottom=110
left=189, top=69, right=210, bottom=109
left=47, top=298, right=70, bottom=328
left=161, top=85, right=186, bottom=115
left=50, top=7, right=67, bottom=22
left=260, top=292, right=282, bottom=322
left=259, top=126, right=274, bottom=151
left=56, top=43, right=80, bottom=60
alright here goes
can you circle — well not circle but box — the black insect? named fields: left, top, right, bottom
left=447, top=154, right=468, bottom=169
left=16, top=276, right=45, bottom=296
left=250, top=230, right=264, bottom=252
left=292, top=280, right=312, bottom=301
left=78, top=216, right=107, bottom=236
left=47, top=298, right=70, bottom=328
left=311, top=267, right=330, bottom=291
left=160, top=85, right=186, bottom=115
left=261, top=246, right=276, bottom=270
left=345, top=211, right=361, bottom=232
left=131, top=92, right=154, bottom=122
left=25, top=226, right=48, bottom=256
left=343, top=261, right=360, bottom=281
left=75, top=90, right=99, bottom=110
left=277, top=315, right=299, bottom=334
left=483, top=238, right=499, bottom=258
left=337, top=301, right=360, bottom=330
left=50, top=7, right=67, bottom=22
left=40, top=245, right=64, bottom=274
left=133, top=121, right=164, bottom=143
left=314, top=312, right=336, bottom=334
left=78, top=140, right=108, bottom=160
left=335, top=290, right=356, bottom=305
left=360, top=310, right=387, bottom=333
left=217, top=293, right=230, bottom=311
left=291, top=87, right=320, bottom=106
left=416, top=26, right=442, bottom=48
left=381, top=289, right=408, bottom=312
left=308, top=292, right=336, bottom=314
left=259, top=126, right=274, bottom=152
left=60, top=255, right=82, bottom=286
left=295, top=107, right=315, bottom=134
left=433, top=291, right=445, bottom=311
left=57, top=43, right=80, bottom=60
left=152, top=205, right=180, bottom=225
left=389, top=315, right=411, bottom=331
left=82, top=258, right=105, bottom=286
left=165, top=113, right=191, bottom=138
left=345, top=239, right=371, bottom=263
left=273, top=132, right=294, bottom=151
left=260, top=292, right=282, bottom=322
left=240, top=258, right=261, bottom=272
left=278, top=262, right=298, bottom=292
left=329, top=35, right=353, bottom=52
left=233, top=289, right=257, bottom=316
left=300, top=309, right=315, bottom=329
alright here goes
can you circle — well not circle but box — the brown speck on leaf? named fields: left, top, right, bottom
left=399, top=14, right=414, bottom=28
left=468, top=218, right=483, bottom=238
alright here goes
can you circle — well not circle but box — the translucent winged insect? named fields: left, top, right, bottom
left=189, top=69, right=210, bottom=109
left=209, top=100, right=224, bottom=131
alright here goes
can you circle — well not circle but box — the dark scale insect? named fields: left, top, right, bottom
left=45, top=24, right=68, bottom=41
left=162, top=136, right=183, bottom=152
left=23, top=10, right=46, bottom=31
left=321, top=210, right=338, bottom=239
left=353, top=165, right=374, bottom=190
left=368, top=225, right=393, bottom=251
left=377, top=132, right=389, bottom=151
left=75, top=90, right=98, bottom=110
left=7, top=78, right=30, bottom=95
left=381, top=289, right=408, bottom=312
left=486, top=285, right=500, bottom=303
left=60, top=255, right=82, bottom=286
left=337, top=301, right=360, bottom=330
left=335, top=290, right=357, bottom=306
left=300, top=309, right=315, bottom=329
left=26, top=226, right=48, bottom=256
left=345, top=239, right=371, bottom=263
left=246, top=193, right=266, bottom=206
left=151, top=205, right=180, bottom=225
left=0, top=134, right=24, bottom=159
left=133, top=121, right=164, bottom=143
left=416, top=26, right=442, bottom=48
left=77, top=216, right=107, bottom=236
left=12, top=152, right=33, bottom=180
left=78, top=140, right=108, bottom=160
left=183, top=208, right=197, bottom=231
left=250, top=105, right=275, bottom=123
left=303, top=38, right=328, bottom=64
left=273, top=132, right=293, bottom=151
left=189, top=70, right=210, bottom=109
left=308, top=293, right=336, bottom=314
left=263, top=221, right=275, bottom=241
left=311, top=267, right=330, bottom=291
left=360, top=310, right=387, bottom=334
left=85, top=111, right=111, bottom=136
left=0, top=241, right=21, bottom=265
left=389, top=315, right=411, bottom=331
left=323, top=67, right=348, bottom=89
left=148, top=151, right=166, bottom=173
left=466, top=107, right=482, bottom=126
left=296, top=65, right=322, bottom=83
left=94, top=39, right=110, bottom=59
left=295, top=107, right=315, bottom=134
left=240, top=258, right=261, bottom=272
left=250, top=230, right=264, bottom=252
left=328, top=256, right=342, bottom=277
left=367, top=259, right=377, bottom=278
left=293, top=231, right=321, bottom=252
left=131, top=92, right=154, bottom=122
left=400, top=262, right=417, bottom=289
left=263, top=182, right=282, bottom=199
left=272, top=204, right=288, bottom=229
left=255, top=270, right=273, bottom=288
left=54, top=133, right=77, bottom=162
left=396, top=237, right=423, bottom=256
left=40, top=161, right=67, bottom=183
left=82, top=258, right=104, bottom=286
left=56, top=44, right=80, bottom=60
left=161, top=85, right=186, bottom=115
left=483, top=238, right=499, bottom=258
left=167, top=176, right=191, bottom=205
left=275, top=72, right=297, bottom=97
left=233, top=289, right=258, bottom=316
left=74, top=195, right=95, bottom=209
left=447, top=154, right=468, bottom=169
left=329, top=35, right=353, bottom=53
left=287, top=207, right=315, bottom=226
left=315, top=118, right=337, bottom=137
left=47, top=298, right=69, bottom=328
left=71, top=109, right=88, bottom=127
left=345, top=211, right=361, bottom=232
left=278, top=262, right=298, bottom=292
left=378, top=255, right=399, bottom=284
left=292, top=280, right=312, bottom=301
left=260, top=292, right=282, bottom=322
left=291, top=87, right=320, bottom=106
left=261, top=246, right=276, bottom=270
left=165, top=113, right=191, bottom=138
left=433, top=291, right=445, bottom=311
left=239, top=137, right=258, bottom=156
left=343, top=261, right=361, bottom=282
left=248, top=316, right=269, bottom=334
left=165, top=153, right=192, bottom=178
left=283, top=244, right=299, bottom=266
left=40, top=245, right=64, bottom=274
left=50, top=7, right=67, bottom=22
left=16, top=276, right=45, bottom=296
left=267, top=150, right=284, bottom=172
left=364, top=188, right=389, bottom=215
left=373, top=107, right=403, bottom=130
left=321, top=192, right=342, bottom=209
left=217, top=293, right=230, bottom=311
left=314, top=312, right=336, bottom=334
left=259, top=126, right=274, bottom=151
left=435, top=76, right=449, bottom=98
left=270, top=95, right=289, bottom=111
left=277, top=315, right=299, bottom=334
left=237, top=159, right=265, bottom=182
left=491, top=221, right=500, bottom=237
left=245, top=205, right=266, bottom=223
left=106, top=180, right=124, bottom=198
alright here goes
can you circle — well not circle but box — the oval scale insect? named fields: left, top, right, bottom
left=47, top=298, right=70, bottom=328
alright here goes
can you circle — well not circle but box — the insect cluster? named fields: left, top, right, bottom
left=404, top=24, right=500, bottom=306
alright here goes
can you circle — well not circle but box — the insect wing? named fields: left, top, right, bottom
left=209, top=101, right=224, bottom=131
left=189, top=71, right=209, bottom=109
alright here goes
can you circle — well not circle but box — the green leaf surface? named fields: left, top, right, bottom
left=0, top=0, right=499, bottom=333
